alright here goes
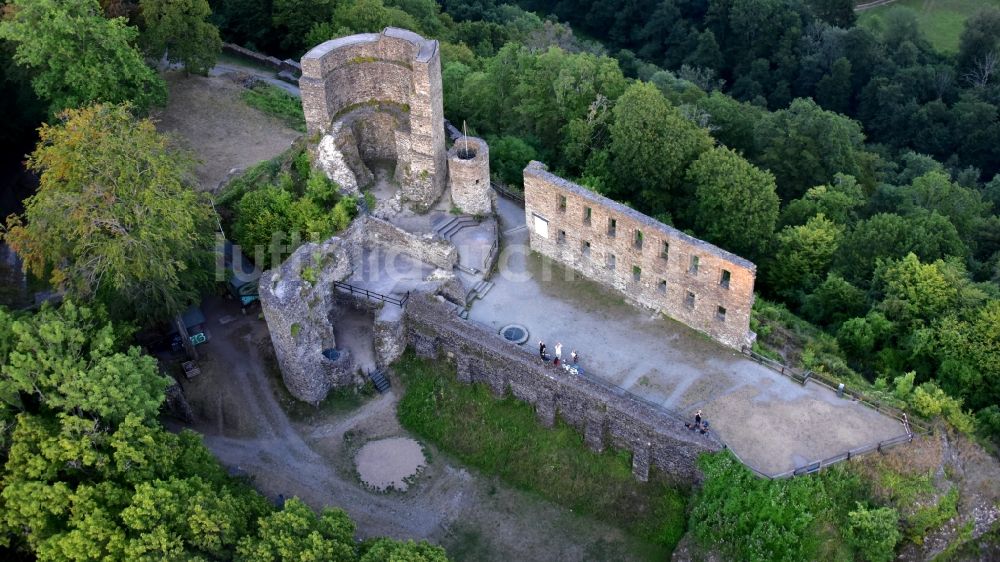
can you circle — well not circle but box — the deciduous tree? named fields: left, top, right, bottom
left=0, top=0, right=166, bottom=114
left=835, top=212, right=966, bottom=287
left=766, top=214, right=843, bottom=302
left=4, top=104, right=216, bottom=321
left=140, top=0, right=222, bottom=75
left=806, top=0, right=856, bottom=29
left=687, top=145, right=778, bottom=258
left=754, top=98, right=866, bottom=202
left=0, top=301, right=168, bottom=423
left=236, top=498, right=356, bottom=562
left=957, top=8, right=1000, bottom=79
left=609, top=82, right=712, bottom=214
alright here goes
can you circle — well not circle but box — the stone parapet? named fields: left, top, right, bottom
left=403, top=295, right=721, bottom=481
left=362, top=215, right=458, bottom=270
left=522, top=161, right=756, bottom=350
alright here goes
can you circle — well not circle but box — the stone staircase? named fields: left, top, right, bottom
left=368, top=368, right=391, bottom=393
left=433, top=214, right=478, bottom=241
left=466, top=279, right=494, bottom=302
left=434, top=214, right=484, bottom=275
left=444, top=301, right=470, bottom=319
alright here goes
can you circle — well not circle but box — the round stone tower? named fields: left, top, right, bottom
left=447, top=136, right=492, bottom=215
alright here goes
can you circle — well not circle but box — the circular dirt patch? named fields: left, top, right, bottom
left=499, top=323, right=529, bottom=345
left=355, top=437, right=426, bottom=492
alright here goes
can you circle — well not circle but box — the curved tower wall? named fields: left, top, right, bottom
left=447, top=136, right=493, bottom=215
left=300, top=28, right=447, bottom=210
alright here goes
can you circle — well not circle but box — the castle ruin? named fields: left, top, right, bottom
left=257, top=28, right=771, bottom=479
left=299, top=28, right=448, bottom=210
left=523, top=162, right=756, bottom=349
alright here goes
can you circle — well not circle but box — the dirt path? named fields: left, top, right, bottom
left=179, top=297, right=666, bottom=561
left=152, top=70, right=301, bottom=192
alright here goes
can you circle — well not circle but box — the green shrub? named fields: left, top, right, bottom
left=232, top=186, right=294, bottom=267
left=241, top=84, right=307, bottom=132
left=331, top=196, right=358, bottom=232
left=976, top=405, right=1000, bottom=444
left=906, top=487, right=958, bottom=545
left=846, top=503, right=901, bottom=562
left=689, top=453, right=871, bottom=562
left=306, top=169, right=337, bottom=207
left=911, top=382, right=975, bottom=433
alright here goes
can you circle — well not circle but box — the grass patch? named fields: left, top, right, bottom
left=859, top=0, right=1000, bottom=53
left=394, top=351, right=687, bottom=555
left=241, top=83, right=306, bottom=132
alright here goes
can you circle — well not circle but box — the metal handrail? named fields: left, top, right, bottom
left=491, top=180, right=524, bottom=204
left=740, top=347, right=930, bottom=434
left=333, top=281, right=409, bottom=307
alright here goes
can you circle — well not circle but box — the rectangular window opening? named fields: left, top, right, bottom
left=689, top=255, right=700, bottom=274
left=658, top=279, right=667, bottom=293
left=557, top=229, right=566, bottom=244
left=716, top=306, right=727, bottom=322
left=632, top=265, right=641, bottom=282
left=661, top=241, right=670, bottom=261
left=557, top=194, right=567, bottom=212
left=720, top=269, right=731, bottom=289
left=583, top=206, right=592, bottom=225
left=608, top=218, right=617, bottom=237
left=685, top=291, right=696, bottom=309
left=607, top=253, right=616, bottom=270
left=582, top=240, right=591, bottom=256
left=634, top=229, right=643, bottom=250
left=533, top=214, right=549, bottom=238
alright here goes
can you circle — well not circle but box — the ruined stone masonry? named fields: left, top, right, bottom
left=300, top=28, right=448, bottom=210
left=258, top=216, right=462, bottom=403
left=523, top=161, right=756, bottom=349
left=405, top=295, right=722, bottom=481
left=447, top=136, right=493, bottom=215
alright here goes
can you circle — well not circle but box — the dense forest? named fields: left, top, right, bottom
left=2, top=0, right=999, bottom=560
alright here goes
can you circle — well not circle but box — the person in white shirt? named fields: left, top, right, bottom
left=554, top=342, right=562, bottom=366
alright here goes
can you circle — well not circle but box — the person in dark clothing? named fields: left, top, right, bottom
left=686, top=409, right=703, bottom=431
left=539, top=341, right=547, bottom=360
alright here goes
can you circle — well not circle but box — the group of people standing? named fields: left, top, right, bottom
left=685, top=409, right=709, bottom=434
left=538, top=341, right=578, bottom=367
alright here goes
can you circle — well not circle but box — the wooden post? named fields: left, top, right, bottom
left=173, top=313, right=199, bottom=360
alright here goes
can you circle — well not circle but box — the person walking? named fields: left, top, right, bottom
left=554, top=342, right=562, bottom=366
left=539, top=341, right=547, bottom=360
left=571, top=350, right=578, bottom=365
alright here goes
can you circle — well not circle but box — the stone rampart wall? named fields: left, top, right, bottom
left=403, top=295, right=721, bottom=481
left=523, top=161, right=756, bottom=349
left=223, top=43, right=283, bottom=69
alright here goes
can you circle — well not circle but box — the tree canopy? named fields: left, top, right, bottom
left=687, top=145, right=779, bottom=258
left=608, top=81, right=712, bottom=214
left=140, top=0, right=223, bottom=75
left=4, top=104, right=216, bottom=320
left=0, top=0, right=166, bottom=114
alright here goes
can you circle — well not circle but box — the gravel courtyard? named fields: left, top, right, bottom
left=466, top=198, right=906, bottom=476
